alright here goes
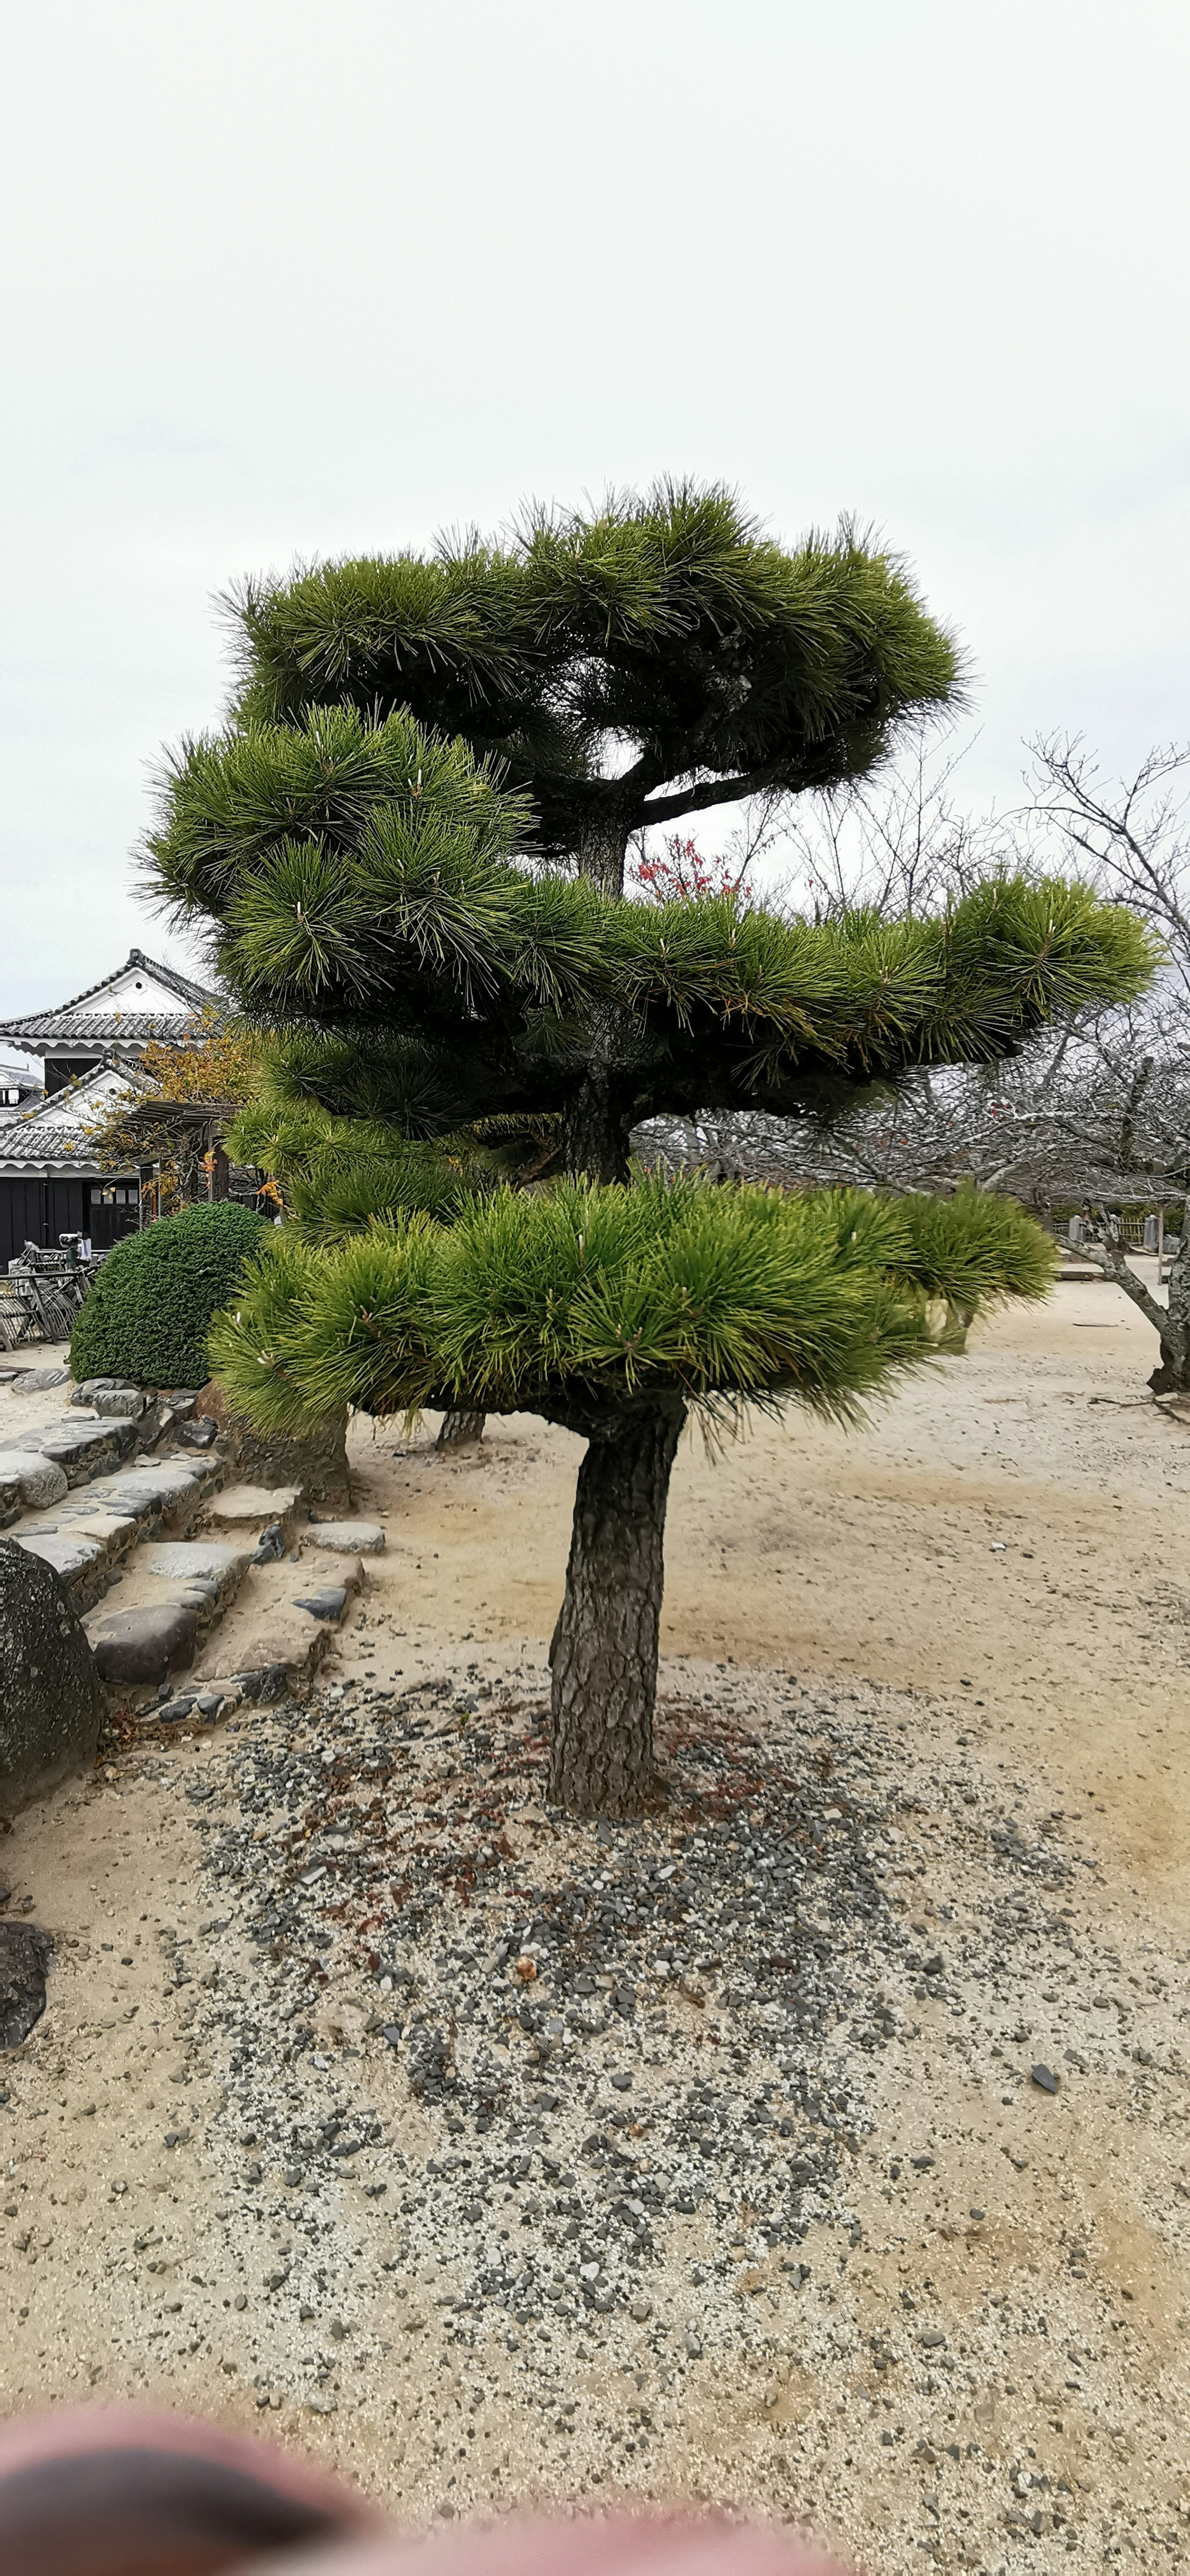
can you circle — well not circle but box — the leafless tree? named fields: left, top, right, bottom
left=640, top=728, right=1190, bottom=1391
left=1022, top=736, right=1190, bottom=1389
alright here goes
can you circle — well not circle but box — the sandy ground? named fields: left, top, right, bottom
left=3, top=1272, right=1190, bottom=2571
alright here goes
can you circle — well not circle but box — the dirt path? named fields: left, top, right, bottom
left=2, top=1278, right=1189, bottom=2573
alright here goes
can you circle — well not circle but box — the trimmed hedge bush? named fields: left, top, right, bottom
left=70, top=1202, right=269, bottom=1391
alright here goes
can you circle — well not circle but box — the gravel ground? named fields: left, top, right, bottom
left=4, top=1645, right=1188, bottom=2571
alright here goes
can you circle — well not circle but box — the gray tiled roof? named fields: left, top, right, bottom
left=0, top=1121, right=128, bottom=1173
left=0, top=1068, right=135, bottom=1178
left=0, top=948, right=221, bottom=1050
left=5, top=1012, right=207, bottom=1043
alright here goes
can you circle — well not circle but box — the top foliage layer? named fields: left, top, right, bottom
left=220, top=484, right=963, bottom=860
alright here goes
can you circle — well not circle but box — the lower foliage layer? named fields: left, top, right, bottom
left=208, top=1174, right=1055, bottom=1436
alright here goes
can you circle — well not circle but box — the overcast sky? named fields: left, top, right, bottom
left=2, top=0, right=1188, bottom=1017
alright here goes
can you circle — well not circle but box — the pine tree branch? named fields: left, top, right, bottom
left=638, top=764, right=788, bottom=829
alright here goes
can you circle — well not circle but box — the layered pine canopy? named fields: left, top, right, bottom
left=148, top=702, right=1154, bottom=1163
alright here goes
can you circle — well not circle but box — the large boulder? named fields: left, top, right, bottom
left=193, top=1381, right=351, bottom=1505
left=0, top=1922, right=54, bottom=2045
left=0, top=1538, right=104, bottom=1817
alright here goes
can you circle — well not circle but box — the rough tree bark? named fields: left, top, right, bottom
left=573, top=811, right=632, bottom=898
left=562, top=1069, right=631, bottom=1183
left=548, top=1394, right=687, bottom=1817
left=437, top=1408, right=486, bottom=1449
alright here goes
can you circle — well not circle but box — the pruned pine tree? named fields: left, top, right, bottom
left=145, top=495, right=1154, bottom=1815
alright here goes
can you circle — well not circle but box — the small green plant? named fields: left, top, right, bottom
left=70, top=1201, right=268, bottom=1390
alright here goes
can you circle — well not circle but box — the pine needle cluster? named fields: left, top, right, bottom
left=210, top=1173, right=1055, bottom=1436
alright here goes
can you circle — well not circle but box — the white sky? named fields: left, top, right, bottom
left=2, top=0, right=1188, bottom=1013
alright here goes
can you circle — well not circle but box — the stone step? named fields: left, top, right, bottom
left=87, top=1540, right=253, bottom=1684
left=306, top=1518, right=385, bottom=1555
left=89, top=1538, right=363, bottom=1709
left=10, top=1416, right=141, bottom=1483
left=3, top=1369, right=367, bottom=1724
left=191, top=1554, right=364, bottom=1695
left=8, top=1452, right=228, bottom=1612
left=200, top=1484, right=302, bottom=1541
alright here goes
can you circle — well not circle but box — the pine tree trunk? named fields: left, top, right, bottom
left=575, top=813, right=631, bottom=897
left=548, top=1396, right=686, bottom=1816
left=562, top=1065, right=630, bottom=1183
left=437, top=1408, right=486, bottom=1449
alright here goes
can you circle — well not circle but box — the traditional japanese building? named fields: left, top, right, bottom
left=0, top=950, right=220, bottom=1267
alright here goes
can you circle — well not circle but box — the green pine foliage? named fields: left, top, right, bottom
left=70, top=1202, right=269, bottom=1391
left=208, top=1174, right=1056, bottom=1436
left=147, top=702, right=1155, bottom=1156
left=219, top=486, right=962, bottom=872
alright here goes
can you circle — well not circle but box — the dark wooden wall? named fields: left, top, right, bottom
left=0, top=1175, right=139, bottom=1270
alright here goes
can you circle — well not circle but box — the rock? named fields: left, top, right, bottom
left=629, top=2293, right=652, bottom=2322
left=0, top=1921, right=54, bottom=2045
left=142, top=1541, right=251, bottom=1593
left=176, top=1416, right=219, bottom=1450
left=0, top=1540, right=103, bottom=1815
left=684, top=2325, right=702, bottom=2357
left=91, top=1599, right=200, bottom=1685
left=33, top=1420, right=137, bottom=1480
left=92, top=1388, right=148, bottom=1419
left=0, top=1450, right=70, bottom=1510
left=224, top=1664, right=291, bottom=1703
left=1031, top=2062, right=1060, bottom=2094
left=251, top=1523, right=288, bottom=1565
left=292, top=1586, right=348, bottom=1623
left=10, top=1368, right=69, bottom=1393
left=71, top=1378, right=136, bottom=1406
left=9, top=1530, right=108, bottom=1604
left=307, top=1521, right=385, bottom=1556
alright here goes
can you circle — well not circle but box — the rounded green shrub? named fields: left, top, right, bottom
left=70, top=1201, right=269, bottom=1390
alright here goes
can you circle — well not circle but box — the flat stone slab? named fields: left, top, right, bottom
left=71, top=1377, right=137, bottom=1406
left=0, top=1921, right=54, bottom=2045
left=92, top=1387, right=148, bottom=1418
left=57, top=1509, right=140, bottom=1555
left=106, top=1460, right=207, bottom=1498
left=0, top=1449, right=70, bottom=1509
left=91, top=1599, right=200, bottom=1685
left=143, top=1542, right=252, bottom=1587
left=24, top=1422, right=114, bottom=1458
left=9, top=1368, right=69, bottom=1393
left=306, top=1520, right=385, bottom=1554
left=11, top=1531, right=107, bottom=1586
left=207, top=1484, right=301, bottom=1523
